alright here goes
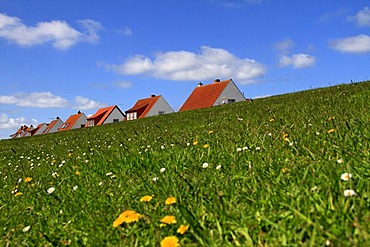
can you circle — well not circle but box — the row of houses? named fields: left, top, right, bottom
left=10, top=79, right=247, bottom=138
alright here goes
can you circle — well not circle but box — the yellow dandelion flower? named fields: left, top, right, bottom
left=193, top=140, right=198, bottom=145
left=75, top=171, right=80, bottom=175
left=24, top=177, right=32, bottom=183
left=281, top=168, right=289, bottom=174
left=208, top=130, right=214, bottom=134
left=113, top=210, right=141, bottom=227
left=328, top=116, right=334, bottom=121
left=160, top=215, right=177, bottom=225
left=68, top=153, right=72, bottom=157
left=327, top=129, right=335, bottom=134
left=140, top=195, right=153, bottom=202
left=270, top=118, right=275, bottom=122
left=15, top=192, right=23, bottom=197
left=203, top=144, right=210, bottom=148
left=160, top=236, right=179, bottom=247
left=177, top=225, right=189, bottom=234
left=165, top=197, right=176, bottom=205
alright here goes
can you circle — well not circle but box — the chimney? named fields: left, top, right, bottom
left=150, top=94, right=156, bottom=98
left=78, top=111, right=81, bottom=114
left=197, top=82, right=203, bottom=87
left=214, top=79, right=221, bottom=83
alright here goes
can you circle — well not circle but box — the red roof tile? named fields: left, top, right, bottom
left=86, top=105, right=118, bottom=127
left=179, top=79, right=231, bottom=112
left=58, top=113, right=85, bottom=131
left=126, top=95, right=160, bottom=118
left=43, top=117, right=62, bottom=134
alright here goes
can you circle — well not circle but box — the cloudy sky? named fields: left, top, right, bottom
left=1, top=0, right=369, bottom=139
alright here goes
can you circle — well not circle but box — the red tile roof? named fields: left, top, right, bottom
left=58, top=113, right=84, bottom=131
left=43, top=117, right=62, bottom=134
left=86, top=105, right=124, bottom=127
left=125, top=95, right=160, bottom=118
left=10, top=125, right=28, bottom=138
left=179, top=79, right=231, bottom=112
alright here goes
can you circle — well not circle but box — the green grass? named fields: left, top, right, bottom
left=1, top=81, right=369, bottom=246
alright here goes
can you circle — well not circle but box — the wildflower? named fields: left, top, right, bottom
left=344, top=189, right=356, bottom=197
left=140, top=195, right=153, bottom=202
left=15, top=192, right=23, bottom=197
left=160, top=168, right=166, bottom=173
left=236, top=147, right=242, bottom=152
left=281, top=168, right=289, bottom=174
left=160, top=215, right=177, bottom=225
left=99, top=181, right=103, bottom=186
left=326, top=240, right=331, bottom=246
left=341, top=173, right=352, bottom=181
left=177, top=225, right=189, bottom=234
left=237, top=117, right=243, bottom=121
left=193, top=140, right=198, bottom=145
left=17, top=178, right=22, bottom=183
left=75, top=171, right=80, bottom=175
left=327, top=129, right=335, bottom=134
left=255, top=147, right=261, bottom=151
left=73, top=185, right=78, bottom=191
left=106, top=172, right=113, bottom=176
left=160, top=236, right=179, bottom=247
left=152, top=177, right=159, bottom=182
left=242, top=146, right=248, bottom=150
left=203, top=144, right=210, bottom=148
left=52, top=172, right=58, bottom=178
left=328, top=117, right=334, bottom=121
left=113, top=210, right=141, bottom=227
left=270, top=118, right=275, bottom=122
left=202, top=162, right=209, bottom=168
left=22, top=226, right=31, bottom=233
left=208, top=130, right=214, bottom=134
left=165, top=197, right=176, bottom=205
left=47, top=187, right=55, bottom=194
left=337, top=158, right=344, bottom=164
left=216, top=165, right=221, bottom=170
left=267, top=132, right=272, bottom=137
left=24, top=177, right=32, bottom=183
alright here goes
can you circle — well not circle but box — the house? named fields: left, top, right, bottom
left=20, top=125, right=35, bottom=137
left=179, top=79, right=246, bottom=112
left=30, top=123, right=48, bottom=136
left=58, top=111, right=87, bottom=132
left=86, top=105, right=125, bottom=127
left=125, top=95, right=174, bottom=120
left=43, top=117, right=64, bottom=134
left=10, top=125, right=30, bottom=138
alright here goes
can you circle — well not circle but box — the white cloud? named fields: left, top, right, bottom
left=73, top=96, right=106, bottom=110
left=349, top=7, right=370, bottom=27
left=109, top=46, right=265, bottom=84
left=273, top=38, right=294, bottom=54
left=0, top=113, right=36, bottom=130
left=0, top=92, right=68, bottom=108
left=330, top=34, right=370, bottom=53
left=113, top=81, right=132, bottom=88
left=115, top=26, right=133, bottom=36
left=0, top=13, right=102, bottom=49
left=279, top=54, right=316, bottom=68
left=78, top=19, right=103, bottom=43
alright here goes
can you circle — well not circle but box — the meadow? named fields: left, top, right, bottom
left=0, top=81, right=369, bottom=246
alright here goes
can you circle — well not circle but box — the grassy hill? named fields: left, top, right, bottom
left=1, top=81, right=369, bottom=246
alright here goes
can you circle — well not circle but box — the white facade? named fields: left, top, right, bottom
left=71, top=114, right=87, bottom=129
left=213, top=81, right=245, bottom=106
left=48, top=118, right=64, bottom=133
left=102, top=107, right=125, bottom=124
left=145, top=96, right=174, bottom=117
left=33, top=124, right=48, bottom=135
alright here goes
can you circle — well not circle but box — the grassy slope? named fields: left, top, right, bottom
left=1, top=81, right=369, bottom=246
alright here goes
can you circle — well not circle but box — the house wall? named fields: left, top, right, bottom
left=146, top=96, right=174, bottom=117
left=34, top=124, right=48, bottom=135
left=49, top=119, right=64, bottom=133
left=71, top=114, right=87, bottom=129
left=213, top=81, right=245, bottom=106
left=102, top=107, right=125, bottom=124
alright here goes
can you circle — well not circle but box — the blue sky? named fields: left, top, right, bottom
left=1, top=0, right=369, bottom=139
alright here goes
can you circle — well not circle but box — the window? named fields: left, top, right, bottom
left=228, top=99, right=236, bottom=104
left=158, top=111, right=165, bottom=115
left=113, top=119, right=119, bottom=123
left=61, top=123, right=69, bottom=129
